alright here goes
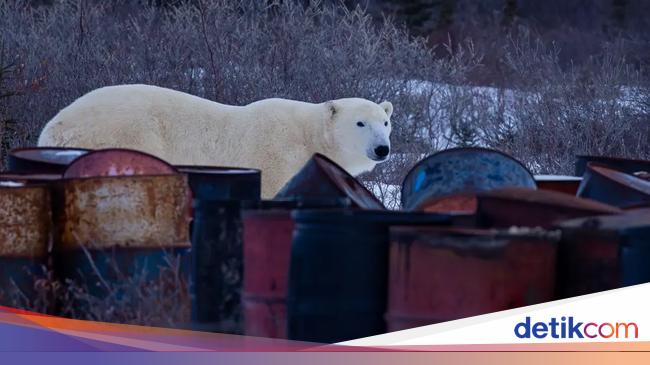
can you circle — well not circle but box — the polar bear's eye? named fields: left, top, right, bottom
left=356, top=122, right=365, bottom=127
left=384, top=121, right=389, bottom=127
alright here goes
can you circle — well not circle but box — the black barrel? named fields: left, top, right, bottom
left=191, top=199, right=247, bottom=334
left=8, top=147, right=90, bottom=174
left=176, top=166, right=261, bottom=201
left=575, top=155, right=650, bottom=177
left=287, top=210, right=451, bottom=343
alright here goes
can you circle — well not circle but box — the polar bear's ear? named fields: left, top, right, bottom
left=380, top=101, right=393, bottom=118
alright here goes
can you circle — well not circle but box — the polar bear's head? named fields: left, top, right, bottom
left=325, top=98, right=394, bottom=175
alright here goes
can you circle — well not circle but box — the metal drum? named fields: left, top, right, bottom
left=0, top=183, right=51, bottom=307
left=52, top=174, right=191, bottom=297
left=387, top=226, right=558, bottom=331
left=276, top=153, right=385, bottom=210
left=577, top=163, right=650, bottom=208
left=7, top=147, right=90, bottom=174
left=241, top=198, right=350, bottom=339
left=63, top=148, right=177, bottom=178
left=401, top=147, right=536, bottom=212
left=176, top=165, right=261, bottom=201
left=286, top=210, right=450, bottom=343
left=556, top=211, right=650, bottom=298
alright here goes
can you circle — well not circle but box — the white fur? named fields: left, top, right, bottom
left=38, top=84, right=393, bottom=197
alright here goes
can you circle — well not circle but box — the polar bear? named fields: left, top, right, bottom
left=38, top=84, right=394, bottom=197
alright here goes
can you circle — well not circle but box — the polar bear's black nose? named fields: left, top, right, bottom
left=374, top=145, right=390, bottom=158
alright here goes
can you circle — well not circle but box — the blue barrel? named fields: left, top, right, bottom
left=287, top=210, right=451, bottom=343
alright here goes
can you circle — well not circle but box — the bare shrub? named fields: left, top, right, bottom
left=0, top=0, right=648, bottom=209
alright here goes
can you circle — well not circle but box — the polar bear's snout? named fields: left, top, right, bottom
left=372, top=145, right=390, bottom=161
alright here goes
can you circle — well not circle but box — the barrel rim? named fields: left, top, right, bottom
left=586, top=162, right=650, bottom=195
left=175, top=164, right=261, bottom=175
left=62, top=148, right=179, bottom=178
left=9, top=146, right=92, bottom=165
left=291, top=208, right=453, bottom=225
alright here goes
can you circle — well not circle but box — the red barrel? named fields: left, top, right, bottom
left=387, top=226, right=558, bottom=331
left=242, top=199, right=349, bottom=339
left=534, top=175, right=582, bottom=196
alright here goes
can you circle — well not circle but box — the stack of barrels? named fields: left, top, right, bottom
left=1, top=145, right=649, bottom=345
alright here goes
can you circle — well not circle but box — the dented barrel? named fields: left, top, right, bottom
left=52, top=174, right=191, bottom=297
left=556, top=211, right=650, bottom=298
left=275, top=153, right=385, bottom=209
left=0, top=182, right=51, bottom=306
left=477, top=187, right=621, bottom=228
left=577, top=163, right=650, bottom=208
left=287, top=210, right=450, bottom=343
left=401, top=147, right=536, bottom=212
left=241, top=198, right=350, bottom=339
left=8, top=147, right=90, bottom=174
left=387, top=227, right=558, bottom=331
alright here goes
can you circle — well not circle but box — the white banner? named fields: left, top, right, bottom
left=341, top=284, right=650, bottom=346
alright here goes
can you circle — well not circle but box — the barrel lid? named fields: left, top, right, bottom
left=242, top=197, right=352, bottom=210
left=9, top=147, right=91, bottom=165
left=401, top=147, right=536, bottom=211
left=534, top=175, right=583, bottom=182
left=558, top=210, right=650, bottom=234
left=390, top=226, right=560, bottom=249
left=175, top=165, right=260, bottom=176
left=292, top=209, right=452, bottom=225
left=586, top=163, right=650, bottom=196
left=0, top=172, right=62, bottom=182
left=0, top=180, right=25, bottom=188
left=276, top=153, right=385, bottom=210
left=63, top=148, right=178, bottom=178
left=576, top=154, right=650, bottom=176
left=478, top=187, right=621, bottom=214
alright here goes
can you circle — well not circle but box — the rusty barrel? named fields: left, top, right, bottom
left=62, top=148, right=177, bottom=177
left=387, top=227, right=558, bottom=331
left=241, top=198, right=351, bottom=339
left=575, top=155, right=650, bottom=176
left=275, top=153, right=385, bottom=209
left=401, top=147, right=536, bottom=212
left=176, top=166, right=261, bottom=201
left=477, top=187, right=621, bottom=228
left=577, top=163, right=650, bottom=208
left=0, top=182, right=51, bottom=307
left=8, top=147, right=90, bottom=174
left=534, top=175, right=582, bottom=195
left=556, top=211, right=650, bottom=298
left=286, top=210, right=451, bottom=343
left=52, top=174, right=191, bottom=298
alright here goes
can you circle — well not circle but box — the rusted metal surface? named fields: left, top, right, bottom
left=241, top=198, right=350, bottom=339
left=577, top=163, right=650, bottom=208
left=8, top=147, right=90, bottom=174
left=556, top=211, right=650, bottom=298
left=477, top=187, right=622, bottom=229
left=0, top=184, right=51, bottom=257
left=575, top=155, right=650, bottom=176
left=176, top=165, right=261, bottom=201
left=63, top=148, right=177, bottom=178
left=0, top=184, right=51, bottom=306
left=401, top=147, right=536, bottom=211
left=275, top=153, right=385, bottom=210
left=387, top=226, right=558, bottom=331
left=534, top=175, right=582, bottom=196
left=53, top=174, right=191, bottom=250
left=414, top=192, right=478, bottom=214
left=286, top=209, right=451, bottom=343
